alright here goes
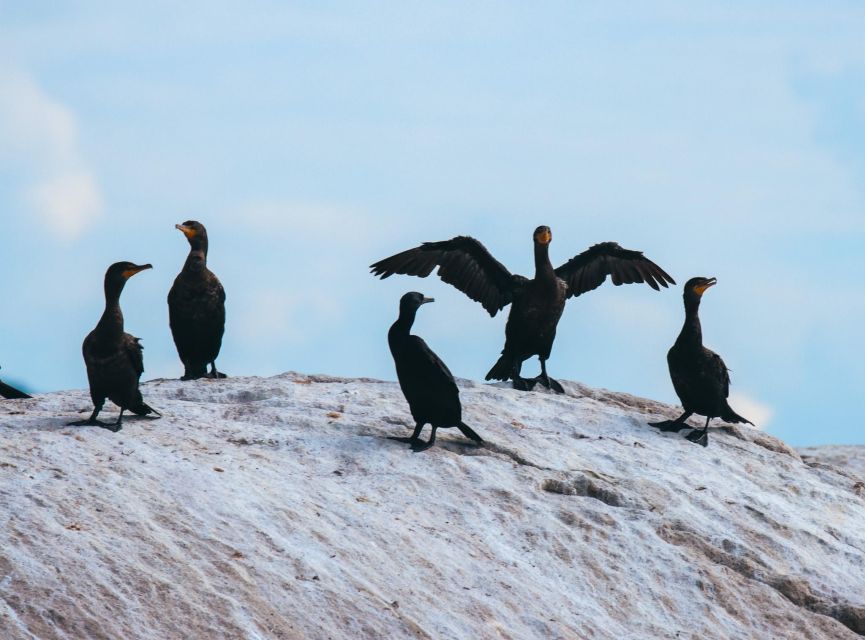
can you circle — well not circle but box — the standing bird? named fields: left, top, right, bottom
left=69, top=262, right=159, bottom=431
left=168, top=221, right=227, bottom=380
left=388, top=292, right=483, bottom=452
left=372, top=226, right=675, bottom=392
left=0, top=367, right=31, bottom=399
left=649, top=277, right=753, bottom=447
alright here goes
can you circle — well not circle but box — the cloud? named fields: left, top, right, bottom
left=0, top=67, right=103, bottom=239
left=728, top=392, right=774, bottom=429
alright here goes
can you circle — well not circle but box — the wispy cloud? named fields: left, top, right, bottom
left=0, top=67, right=103, bottom=239
left=729, top=392, right=774, bottom=429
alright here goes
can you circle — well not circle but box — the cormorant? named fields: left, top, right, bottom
left=168, top=221, right=227, bottom=380
left=388, top=292, right=483, bottom=452
left=371, top=226, right=675, bottom=392
left=0, top=367, right=30, bottom=399
left=649, top=277, right=753, bottom=447
left=69, top=262, right=159, bottom=431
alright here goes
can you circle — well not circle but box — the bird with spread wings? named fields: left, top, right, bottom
left=371, top=225, right=675, bottom=392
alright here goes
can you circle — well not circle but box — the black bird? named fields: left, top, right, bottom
left=388, top=292, right=483, bottom=452
left=168, top=221, right=227, bottom=380
left=0, top=367, right=31, bottom=399
left=649, top=277, right=753, bottom=447
left=69, top=262, right=159, bottom=431
left=372, top=226, right=675, bottom=392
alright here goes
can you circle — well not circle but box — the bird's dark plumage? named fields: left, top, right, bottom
left=388, top=292, right=483, bottom=452
left=649, top=277, right=752, bottom=447
left=0, top=372, right=30, bottom=399
left=69, top=262, right=159, bottom=431
left=372, top=226, right=675, bottom=392
left=168, top=221, right=226, bottom=380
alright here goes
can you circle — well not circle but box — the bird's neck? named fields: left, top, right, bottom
left=676, top=298, right=703, bottom=348
left=188, top=235, right=209, bottom=258
left=183, top=249, right=208, bottom=273
left=389, top=308, right=417, bottom=339
left=96, top=286, right=125, bottom=338
left=534, top=242, right=555, bottom=282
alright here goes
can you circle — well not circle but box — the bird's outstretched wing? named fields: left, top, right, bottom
left=554, top=242, right=675, bottom=298
left=370, top=236, right=517, bottom=316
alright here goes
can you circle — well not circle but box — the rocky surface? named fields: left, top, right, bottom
left=1, top=373, right=863, bottom=639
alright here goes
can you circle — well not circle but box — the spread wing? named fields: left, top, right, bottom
left=370, top=236, right=517, bottom=316
left=554, top=242, right=675, bottom=298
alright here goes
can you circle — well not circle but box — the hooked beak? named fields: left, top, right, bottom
left=422, top=297, right=435, bottom=304
left=695, top=277, right=717, bottom=295
left=122, top=264, right=153, bottom=279
left=176, top=223, right=196, bottom=239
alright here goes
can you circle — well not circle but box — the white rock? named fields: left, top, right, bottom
left=1, top=373, right=863, bottom=639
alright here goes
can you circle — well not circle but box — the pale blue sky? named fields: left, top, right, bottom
left=1, top=2, right=863, bottom=445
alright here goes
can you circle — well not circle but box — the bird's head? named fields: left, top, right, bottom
left=104, top=261, right=152, bottom=292
left=533, top=225, right=552, bottom=245
left=176, top=220, right=208, bottom=245
left=399, top=291, right=434, bottom=314
left=684, top=276, right=717, bottom=301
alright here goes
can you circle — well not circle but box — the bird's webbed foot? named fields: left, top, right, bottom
left=511, top=376, right=537, bottom=391
left=180, top=373, right=204, bottom=381
left=67, top=418, right=108, bottom=427
left=67, top=418, right=119, bottom=432
left=685, top=429, right=709, bottom=447
left=207, top=364, right=227, bottom=379
left=533, top=375, right=565, bottom=393
left=648, top=420, right=689, bottom=433
left=410, top=439, right=436, bottom=453
left=387, top=436, right=421, bottom=444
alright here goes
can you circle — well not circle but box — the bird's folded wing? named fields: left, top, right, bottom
left=370, top=236, right=515, bottom=316
left=124, top=334, right=145, bottom=376
left=554, top=242, right=675, bottom=298
left=411, top=336, right=459, bottom=393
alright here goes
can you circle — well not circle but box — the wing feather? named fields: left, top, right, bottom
left=555, top=242, right=675, bottom=298
left=371, top=236, right=515, bottom=316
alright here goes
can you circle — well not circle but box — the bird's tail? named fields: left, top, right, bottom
left=0, top=380, right=31, bottom=400
left=721, top=402, right=753, bottom=426
left=457, top=422, right=483, bottom=443
left=485, top=353, right=512, bottom=381
left=130, top=401, right=161, bottom=418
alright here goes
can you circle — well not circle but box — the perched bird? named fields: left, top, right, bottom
left=649, top=277, right=753, bottom=446
left=388, top=292, right=483, bottom=452
left=372, top=226, right=675, bottom=392
left=0, top=367, right=30, bottom=399
left=168, top=220, right=227, bottom=380
left=69, top=262, right=159, bottom=431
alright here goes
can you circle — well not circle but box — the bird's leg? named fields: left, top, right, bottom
left=411, top=426, right=437, bottom=452
left=207, top=362, right=227, bottom=379
left=648, top=411, right=693, bottom=432
left=510, top=359, right=536, bottom=391
left=68, top=401, right=113, bottom=428
left=181, top=361, right=207, bottom=381
left=388, top=422, right=424, bottom=444
left=107, top=409, right=124, bottom=433
left=686, top=416, right=711, bottom=447
left=533, top=358, right=565, bottom=394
